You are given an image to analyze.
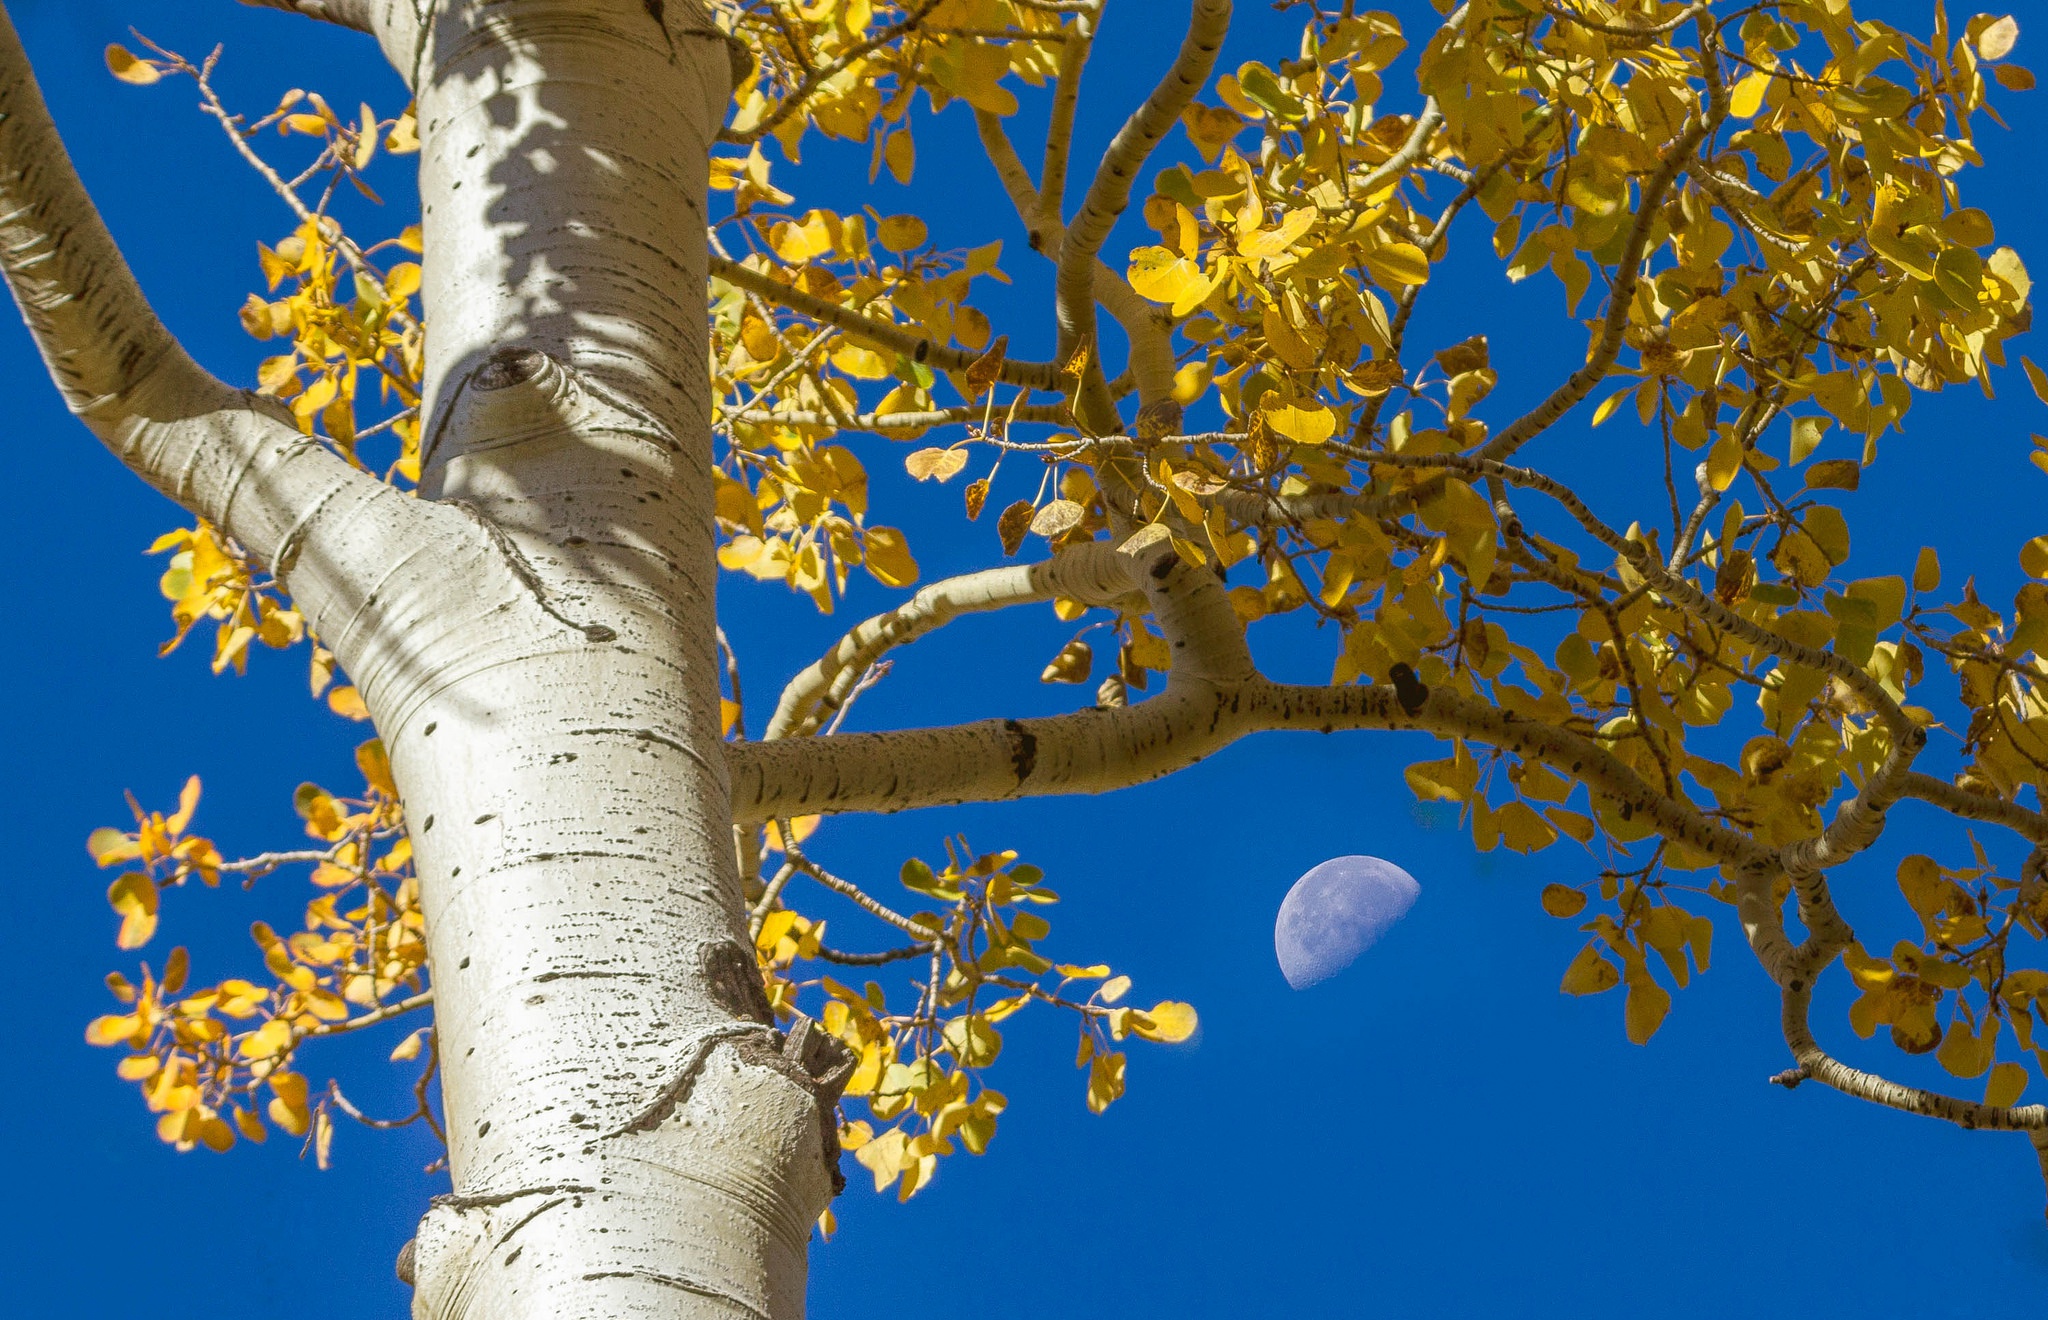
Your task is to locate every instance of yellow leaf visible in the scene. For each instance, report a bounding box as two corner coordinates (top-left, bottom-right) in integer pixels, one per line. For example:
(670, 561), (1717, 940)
(1560, 943), (1621, 996)
(942, 1015), (1003, 1066)
(1986, 1061), (2029, 1108)
(1098, 974), (1132, 1005)
(1975, 15), (2020, 62)
(1040, 638), (1093, 684)
(1264, 403), (1335, 445)
(904, 448), (968, 482)
(1132, 1000), (1198, 1043)
(355, 738), (397, 797)
(385, 262), (422, 301)
(86, 1014), (142, 1047)
(1704, 431), (1743, 491)
(327, 685), (371, 720)
(2024, 356), (2048, 405)
(1729, 69), (1772, 118)
(1540, 884), (1587, 918)
(105, 44), (161, 85)
(876, 215), (927, 252)
(1127, 246), (1216, 316)
(1085, 1051), (1126, 1114)
(1590, 388), (1631, 428)
(1914, 547), (1940, 592)
(863, 526), (919, 588)
(1361, 241), (1430, 287)
(1624, 979), (1672, 1044)
(107, 874), (159, 950)
(1029, 499), (1085, 540)
(1937, 1015), (1997, 1079)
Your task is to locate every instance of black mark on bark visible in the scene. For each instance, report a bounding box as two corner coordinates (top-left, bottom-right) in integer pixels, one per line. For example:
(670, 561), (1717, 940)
(1004, 719), (1038, 783)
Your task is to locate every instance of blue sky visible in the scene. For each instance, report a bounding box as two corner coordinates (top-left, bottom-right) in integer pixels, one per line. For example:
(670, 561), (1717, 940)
(3, 1), (2047, 1315)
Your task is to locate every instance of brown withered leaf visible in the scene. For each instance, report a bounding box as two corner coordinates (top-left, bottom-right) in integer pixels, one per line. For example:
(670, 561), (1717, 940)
(965, 334), (1008, 399)
(964, 477), (990, 521)
(1171, 468), (1228, 497)
(1432, 334), (1489, 377)
(1353, 357), (1405, 395)
(1804, 459), (1861, 491)
(1242, 411), (1277, 471)
(1133, 398), (1185, 442)
(997, 500), (1035, 556)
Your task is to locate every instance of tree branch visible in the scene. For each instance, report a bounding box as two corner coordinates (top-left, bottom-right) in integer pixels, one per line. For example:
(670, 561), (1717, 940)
(0, 5), (407, 583)
(973, 108), (1177, 405)
(1779, 979), (2048, 1131)
(766, 544), (1144, 739)
(720, 0), (945, 146)
(1054, 0), (1230, 428)
(711, 254), (1061, 391)
(1038, 9), (1095, 232)
(1478, 109), (1720, 463)
(238, 0), (377, 33)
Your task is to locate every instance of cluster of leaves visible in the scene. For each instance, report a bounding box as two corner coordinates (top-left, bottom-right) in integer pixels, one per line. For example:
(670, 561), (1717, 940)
(701, 0), (2048, 1104)
(83, 755), (437, 1162)
(750, 834), (1194, 1204)
(709, 192), (1017, 608)
(716, 0), (1069, 160)
(109, 40), (424, 682)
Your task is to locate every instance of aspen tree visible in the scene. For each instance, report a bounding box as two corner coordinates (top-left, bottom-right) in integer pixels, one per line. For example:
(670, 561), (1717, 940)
(7, 2), (2048, 1315)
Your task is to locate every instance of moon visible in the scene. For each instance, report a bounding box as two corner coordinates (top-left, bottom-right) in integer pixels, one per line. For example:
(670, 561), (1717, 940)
(1275, 856), (1420, 989)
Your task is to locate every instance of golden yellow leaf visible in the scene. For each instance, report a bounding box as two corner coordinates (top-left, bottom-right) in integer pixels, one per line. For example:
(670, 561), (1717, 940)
(356, 738), (397, 797)
(1986, 1060), (2029, 1108)
(1729, 69), (1772, 118)
(1624, 979), (1672, 1045)
(107, 874), (159, 950)
(876, 215), (927, 252)
(104, 44), (161, 85)
(863, 527), (919, 588)
(327, 685), (371, 721)
(1560, 943), (1621, 996)
(1361, 241), (1430, 287)
(1539, 884), (1587, 918)
(1264, 403), (1335, 444)
(1132, 1001), (1198, 1044)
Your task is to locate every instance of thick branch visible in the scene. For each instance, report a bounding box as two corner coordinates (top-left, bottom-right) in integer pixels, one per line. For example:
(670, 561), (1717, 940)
(1900, 773), (2048, 844)
(974, 108), (1177, 405)
(0, 4), (404, 581)
(711, 254), (1061, 391)
(1038, 10), (1094, 231)
(1054, 0), (1230, 427)
(1780, 981), (2048, 1131)
(238, 0), (377, 32)
(767, 544), (1144, 739)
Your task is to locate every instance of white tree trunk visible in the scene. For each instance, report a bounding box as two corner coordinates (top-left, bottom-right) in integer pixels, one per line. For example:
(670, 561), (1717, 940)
(383, 5), (839, 1316)
(1, 1), (840, 1314)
